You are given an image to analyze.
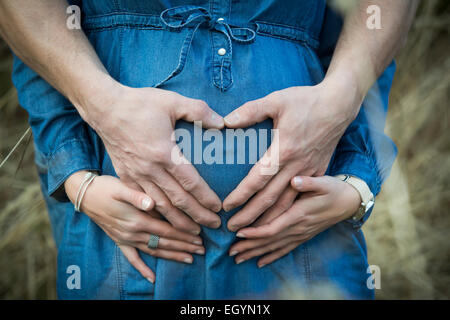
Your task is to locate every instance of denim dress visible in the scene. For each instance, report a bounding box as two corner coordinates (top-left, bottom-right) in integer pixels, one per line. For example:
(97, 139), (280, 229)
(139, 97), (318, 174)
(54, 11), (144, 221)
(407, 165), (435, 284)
(11, 0), (397, 299)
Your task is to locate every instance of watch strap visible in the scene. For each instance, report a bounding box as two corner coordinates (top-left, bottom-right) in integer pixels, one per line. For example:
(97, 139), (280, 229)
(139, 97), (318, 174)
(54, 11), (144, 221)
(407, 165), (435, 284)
(335, 174), (374, 221)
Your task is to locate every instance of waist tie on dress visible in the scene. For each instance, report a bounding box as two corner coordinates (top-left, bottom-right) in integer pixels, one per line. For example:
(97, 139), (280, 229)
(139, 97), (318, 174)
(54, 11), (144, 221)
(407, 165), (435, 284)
(155, 5), (256, 89)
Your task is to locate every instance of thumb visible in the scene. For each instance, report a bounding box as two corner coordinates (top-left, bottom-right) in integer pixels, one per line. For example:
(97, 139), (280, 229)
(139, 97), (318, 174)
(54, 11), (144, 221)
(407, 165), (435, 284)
(290, 176), (328, 194)
(176, 97), (224, 129)
(224, 94), (277, 128)
(116, 183), (155, 212)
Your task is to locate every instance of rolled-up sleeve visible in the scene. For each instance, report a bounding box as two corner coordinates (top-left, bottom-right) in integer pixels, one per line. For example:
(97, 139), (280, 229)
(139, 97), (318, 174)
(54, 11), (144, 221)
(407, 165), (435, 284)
(12, 55), (100, 202)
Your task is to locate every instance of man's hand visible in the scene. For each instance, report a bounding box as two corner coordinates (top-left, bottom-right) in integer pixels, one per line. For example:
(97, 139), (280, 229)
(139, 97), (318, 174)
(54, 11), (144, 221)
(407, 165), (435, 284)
(223, 81), (360, 232)
(85, 84), (224, 234)
(0, 0), (223, 235)
(223, 0), (419, 232)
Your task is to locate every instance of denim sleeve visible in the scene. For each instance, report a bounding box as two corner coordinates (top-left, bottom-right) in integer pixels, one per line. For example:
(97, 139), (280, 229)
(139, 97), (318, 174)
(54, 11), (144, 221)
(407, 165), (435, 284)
(12, 55), (100, 202)
(318, 6), (397, 228)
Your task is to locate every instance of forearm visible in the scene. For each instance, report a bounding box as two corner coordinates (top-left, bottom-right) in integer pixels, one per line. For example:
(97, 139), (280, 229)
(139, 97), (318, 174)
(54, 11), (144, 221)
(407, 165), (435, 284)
(328, 59), (397, 195)
(323, 0), (418, 119)
(0, 0), (116, 123)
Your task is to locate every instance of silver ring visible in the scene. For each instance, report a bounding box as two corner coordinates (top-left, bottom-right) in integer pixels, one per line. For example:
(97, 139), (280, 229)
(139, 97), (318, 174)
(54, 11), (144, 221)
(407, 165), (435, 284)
(147, 234), (160, 249)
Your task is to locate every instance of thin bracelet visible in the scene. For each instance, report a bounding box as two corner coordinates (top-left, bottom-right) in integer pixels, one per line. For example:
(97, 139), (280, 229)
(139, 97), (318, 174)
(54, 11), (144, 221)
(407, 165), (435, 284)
(74, 172), (98, 212)
(75, 173), (97, 212)
(74, 172), (94, 211)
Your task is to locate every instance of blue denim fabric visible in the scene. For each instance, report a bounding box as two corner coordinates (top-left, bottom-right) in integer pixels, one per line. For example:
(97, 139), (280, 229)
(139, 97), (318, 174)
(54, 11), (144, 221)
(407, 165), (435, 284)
(11, 1), (396, 299)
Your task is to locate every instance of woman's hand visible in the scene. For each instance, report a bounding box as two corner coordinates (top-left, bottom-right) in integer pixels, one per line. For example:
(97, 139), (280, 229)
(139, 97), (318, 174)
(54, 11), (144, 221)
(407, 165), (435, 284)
(81, 84), (225, 234)
(228, 175), (361, 268)
(224, 81), (362, 232)
(65, 171), (205, 283)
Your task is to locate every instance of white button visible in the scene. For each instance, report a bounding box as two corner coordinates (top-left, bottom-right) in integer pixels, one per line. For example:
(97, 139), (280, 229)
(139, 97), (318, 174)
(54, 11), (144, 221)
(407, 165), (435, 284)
(217, 17), (225, 23)
(218, 48), (227, 56)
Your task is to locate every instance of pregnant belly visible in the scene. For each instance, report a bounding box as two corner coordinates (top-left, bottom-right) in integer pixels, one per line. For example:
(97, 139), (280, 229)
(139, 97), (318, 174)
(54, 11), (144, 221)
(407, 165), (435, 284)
(175, 119), (274, 201)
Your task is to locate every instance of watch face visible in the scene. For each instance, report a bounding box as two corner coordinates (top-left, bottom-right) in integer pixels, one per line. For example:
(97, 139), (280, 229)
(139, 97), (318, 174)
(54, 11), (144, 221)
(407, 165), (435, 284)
(365, 199), (375, 213)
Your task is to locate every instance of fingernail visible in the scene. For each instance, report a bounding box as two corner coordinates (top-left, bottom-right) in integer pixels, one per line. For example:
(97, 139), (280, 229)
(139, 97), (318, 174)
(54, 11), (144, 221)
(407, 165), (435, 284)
(258, 263), (266, 268)
(229, 250), (238, 257)
(212, 220), (221, 229)
(224, 112), (240, 125)
(293, 176), (302, 188)
(146, 277), (155, 284)
(236, 232), (246, 238)
(195, 249), (205, 255)
(142, 197), (152, 210)
(236, 259), (245, 264)
(193, 240), (202, 245)
(184, 257), (193, 264)
(212, 203), (222, 213)
(211, 113), (224, 127)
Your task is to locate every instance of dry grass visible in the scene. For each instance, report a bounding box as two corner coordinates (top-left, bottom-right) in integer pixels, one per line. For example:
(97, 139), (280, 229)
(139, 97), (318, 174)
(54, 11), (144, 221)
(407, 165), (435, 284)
(0, 41), (56, 299)
(0, 1), (448, 299)
(363, 0), (450, 299)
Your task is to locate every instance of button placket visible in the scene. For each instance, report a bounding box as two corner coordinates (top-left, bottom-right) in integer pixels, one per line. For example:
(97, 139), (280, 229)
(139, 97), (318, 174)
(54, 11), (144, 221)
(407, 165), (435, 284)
(210, 0), (233, 91)
(156, 5), (254, 91)
(211, 31), (232, 91)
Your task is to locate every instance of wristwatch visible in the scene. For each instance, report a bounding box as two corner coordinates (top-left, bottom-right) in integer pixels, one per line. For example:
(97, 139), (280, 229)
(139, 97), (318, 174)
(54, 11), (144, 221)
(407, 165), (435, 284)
(335, 174), (375, 222)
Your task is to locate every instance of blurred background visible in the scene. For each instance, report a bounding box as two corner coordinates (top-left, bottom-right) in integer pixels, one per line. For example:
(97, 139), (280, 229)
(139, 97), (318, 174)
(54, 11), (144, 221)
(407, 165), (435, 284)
(0, 0), (449, 299)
